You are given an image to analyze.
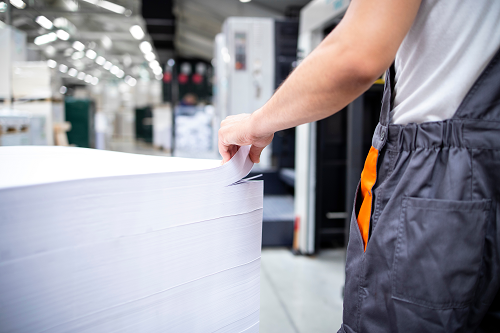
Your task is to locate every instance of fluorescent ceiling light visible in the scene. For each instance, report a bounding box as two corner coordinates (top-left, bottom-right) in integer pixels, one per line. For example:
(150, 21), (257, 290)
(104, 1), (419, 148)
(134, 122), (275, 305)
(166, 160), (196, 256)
(139, 41), (152, 53)
(56, 30), (70, 40)
(124, 75), (137, 87)
(77, 72), (86, 80)
(116, 69), (125, 78)
(85, 74), (93, 83)
(68, 68), (78, 77)
(71, 51), (84, 60)
(80, 0), (97, 3)
(155, 73), (163, 81)
(64, 0), (78, 11)
(72, 41), (85, 51)
(59, 64), (68, 73)
(85, 49), (97, 59)
(239, 0), (251, 2)
(144, 52), (155, 61)
(47, 59), (57, 68)
(91, 77), (99, 85)
(103, 61), (113, 70)
(53, 17), (69, 28)
(129, 25), (144, 40)
(95, 56), (106, 65)
(9, 0), (26, 9)
(149, 60), (160, 69)
(110, 65), (119, 75)
(36, 16), (53, 30)
(34, 32), (57, 45)
(98, 0), (126, 14)
(153, 66), (162, 75)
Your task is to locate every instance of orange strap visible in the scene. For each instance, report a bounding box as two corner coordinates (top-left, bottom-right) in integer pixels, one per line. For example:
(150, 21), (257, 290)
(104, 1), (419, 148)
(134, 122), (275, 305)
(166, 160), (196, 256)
(358, 146), (378, 251)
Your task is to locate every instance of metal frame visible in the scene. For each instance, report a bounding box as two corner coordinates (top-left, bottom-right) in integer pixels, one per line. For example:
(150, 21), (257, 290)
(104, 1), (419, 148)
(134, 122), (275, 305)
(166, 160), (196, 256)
(294, 0), (350, 254)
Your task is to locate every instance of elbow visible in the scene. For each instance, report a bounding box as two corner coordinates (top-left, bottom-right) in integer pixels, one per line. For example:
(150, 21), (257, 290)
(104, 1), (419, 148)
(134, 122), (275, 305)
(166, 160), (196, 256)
(344, 54), (386, 87)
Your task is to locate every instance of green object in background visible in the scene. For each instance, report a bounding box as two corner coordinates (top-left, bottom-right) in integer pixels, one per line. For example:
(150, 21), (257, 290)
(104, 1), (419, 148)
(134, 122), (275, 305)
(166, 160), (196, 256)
(135, 106), (153, 143)
(65, 97), (95, 148)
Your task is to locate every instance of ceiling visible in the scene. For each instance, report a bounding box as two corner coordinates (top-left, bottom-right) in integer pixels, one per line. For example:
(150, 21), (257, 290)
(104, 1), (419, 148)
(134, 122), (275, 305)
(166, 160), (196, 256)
(171, 0), (310, 60)
(5, 0), (310, 74)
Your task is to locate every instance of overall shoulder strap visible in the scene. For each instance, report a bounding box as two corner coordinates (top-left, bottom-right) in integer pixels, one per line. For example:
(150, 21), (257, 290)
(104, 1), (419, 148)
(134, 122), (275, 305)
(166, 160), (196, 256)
(453, 46), (500, 120)
(379, 63), (395, 126)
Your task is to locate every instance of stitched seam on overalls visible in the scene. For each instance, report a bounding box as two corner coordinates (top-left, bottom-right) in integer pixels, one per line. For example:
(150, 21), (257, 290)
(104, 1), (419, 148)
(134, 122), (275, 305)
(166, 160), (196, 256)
(391, 196), (408, 306)
(372, 151), (397, 231)
(356, 255), (366, 332)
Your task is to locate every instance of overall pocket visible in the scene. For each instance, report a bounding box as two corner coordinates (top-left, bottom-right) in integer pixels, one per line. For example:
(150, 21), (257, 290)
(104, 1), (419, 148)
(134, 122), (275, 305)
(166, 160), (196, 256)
(392, 196), (491, 309)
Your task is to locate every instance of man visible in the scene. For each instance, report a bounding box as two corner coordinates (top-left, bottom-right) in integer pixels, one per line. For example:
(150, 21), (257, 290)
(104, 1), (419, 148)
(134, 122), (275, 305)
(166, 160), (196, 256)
(218, 0), (500, 332)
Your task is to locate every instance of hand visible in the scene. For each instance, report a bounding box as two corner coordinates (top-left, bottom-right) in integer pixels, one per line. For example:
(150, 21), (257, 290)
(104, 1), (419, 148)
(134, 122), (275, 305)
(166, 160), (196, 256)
(218, 113), (274, 164)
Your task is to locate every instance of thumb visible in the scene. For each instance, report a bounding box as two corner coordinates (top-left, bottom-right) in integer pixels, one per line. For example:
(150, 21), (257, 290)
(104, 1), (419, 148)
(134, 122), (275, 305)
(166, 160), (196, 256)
(249, 145), (266, 164)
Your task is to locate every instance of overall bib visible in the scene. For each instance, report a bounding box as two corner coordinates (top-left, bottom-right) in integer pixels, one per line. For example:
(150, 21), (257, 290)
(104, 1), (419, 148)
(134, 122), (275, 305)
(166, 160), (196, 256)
(340, 46), (500, 333)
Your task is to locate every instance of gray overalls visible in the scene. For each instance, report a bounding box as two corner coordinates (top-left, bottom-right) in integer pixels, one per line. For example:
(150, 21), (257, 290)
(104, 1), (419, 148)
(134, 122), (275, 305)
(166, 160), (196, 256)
(340, 46), (500, 333)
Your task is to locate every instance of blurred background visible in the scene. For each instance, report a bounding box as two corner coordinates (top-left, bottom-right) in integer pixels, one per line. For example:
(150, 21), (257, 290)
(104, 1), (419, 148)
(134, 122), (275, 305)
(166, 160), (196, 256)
(0, 0), (385, 331)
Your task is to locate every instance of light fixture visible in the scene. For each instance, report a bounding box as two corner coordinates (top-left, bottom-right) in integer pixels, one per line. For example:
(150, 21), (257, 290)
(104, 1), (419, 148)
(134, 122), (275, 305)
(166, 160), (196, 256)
(129, 25), (145, 40)
(59, 64), (68, 73)
(116, 69), (125, 78)
(110, 65), (119, 75)
(239, 0), (251, 2)
(149, 60), (160, 69)
(71, 51), (84, 60)
(44, 45), (56, 57)
(53, 17), (69, 28)
(0, 2), (7, 12)
(84, 74), (93, 83)
(85, 49), (97, 59)
(167, 59), (175, 67)
(124, 75), (137, 87)
(72, 41), (85, 51)
(98, 0), (126, 14)
(91, 77), (99, 85)
(56, 29), (70, 40)
(101, 35), (112, 50)
(103, 61), (113, 70)
(139, 41), (152, 53)
(153, 66), (162, 75)
(95, 56), (106, 65)
(35, 16), (53, 30)
(77, 72), (86, 80)
(34, 32), (58, 45)
(64, 0), (78, 11)
(9, 0), (26, 9)
(80, 0), (97, 3)
(155, 73), (163, 81)
(59, 86), (67, 94)
(68, 68), (78, 77)
(47, 59), (57, 68)
(144, 52), (155, 61)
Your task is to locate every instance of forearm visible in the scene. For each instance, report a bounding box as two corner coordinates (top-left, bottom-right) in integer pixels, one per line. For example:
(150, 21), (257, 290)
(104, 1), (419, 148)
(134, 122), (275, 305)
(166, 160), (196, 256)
(250, 34), (382, 137)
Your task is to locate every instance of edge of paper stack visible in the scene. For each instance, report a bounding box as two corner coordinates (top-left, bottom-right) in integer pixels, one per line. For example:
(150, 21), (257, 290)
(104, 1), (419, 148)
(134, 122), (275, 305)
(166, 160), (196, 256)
(0, 145), (262, 333)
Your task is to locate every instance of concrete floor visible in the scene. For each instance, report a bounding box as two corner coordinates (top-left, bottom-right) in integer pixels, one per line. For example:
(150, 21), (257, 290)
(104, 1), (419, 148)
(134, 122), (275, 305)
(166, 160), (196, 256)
(260, 249), (345, 333)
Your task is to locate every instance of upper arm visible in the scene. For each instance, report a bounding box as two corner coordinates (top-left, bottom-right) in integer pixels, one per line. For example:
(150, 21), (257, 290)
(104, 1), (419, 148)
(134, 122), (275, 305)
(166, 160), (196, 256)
(322, 0), (422, 80)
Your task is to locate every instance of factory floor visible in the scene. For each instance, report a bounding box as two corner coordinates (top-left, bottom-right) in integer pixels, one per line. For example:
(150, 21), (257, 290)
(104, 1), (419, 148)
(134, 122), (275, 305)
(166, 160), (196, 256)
(260, 248), (345, 333)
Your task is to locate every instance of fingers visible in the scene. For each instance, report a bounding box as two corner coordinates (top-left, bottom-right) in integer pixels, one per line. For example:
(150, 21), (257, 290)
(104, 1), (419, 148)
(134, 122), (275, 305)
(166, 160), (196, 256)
(249, 145), (265, 164)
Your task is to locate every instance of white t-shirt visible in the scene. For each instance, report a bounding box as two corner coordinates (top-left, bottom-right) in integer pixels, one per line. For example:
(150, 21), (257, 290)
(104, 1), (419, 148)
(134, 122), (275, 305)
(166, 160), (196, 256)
(390, 0), (500, 125)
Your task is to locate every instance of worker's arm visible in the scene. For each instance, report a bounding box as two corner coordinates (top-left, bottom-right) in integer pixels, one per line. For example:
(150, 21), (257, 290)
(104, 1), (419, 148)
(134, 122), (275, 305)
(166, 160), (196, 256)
(219, 0), (422, 163)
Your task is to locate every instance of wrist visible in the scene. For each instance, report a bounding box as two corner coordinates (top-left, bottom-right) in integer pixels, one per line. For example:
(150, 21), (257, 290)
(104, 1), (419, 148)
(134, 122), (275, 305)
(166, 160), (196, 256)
(249, 107), (272, 139)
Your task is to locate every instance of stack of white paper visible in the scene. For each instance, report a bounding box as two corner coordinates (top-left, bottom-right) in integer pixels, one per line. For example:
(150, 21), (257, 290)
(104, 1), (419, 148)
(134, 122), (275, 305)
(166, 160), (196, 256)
(0, 145), (262, 333)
